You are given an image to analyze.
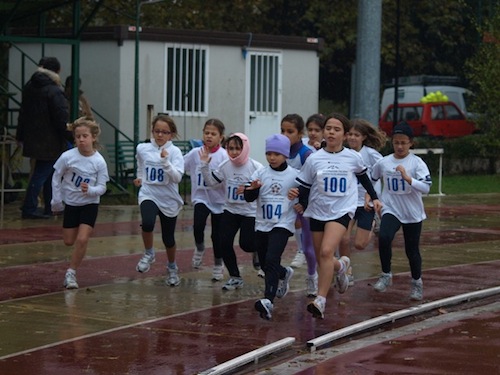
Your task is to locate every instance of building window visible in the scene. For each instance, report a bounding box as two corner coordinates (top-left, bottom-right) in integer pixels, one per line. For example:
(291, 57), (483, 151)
(165, 44), (208, 116)
(249, 53), (280, 114)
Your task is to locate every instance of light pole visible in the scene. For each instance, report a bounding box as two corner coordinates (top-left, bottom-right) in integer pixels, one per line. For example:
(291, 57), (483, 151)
(134, 0), (164, 150)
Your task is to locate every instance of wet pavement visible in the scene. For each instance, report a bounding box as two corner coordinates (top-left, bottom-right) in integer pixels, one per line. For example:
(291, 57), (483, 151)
(0, 193), (499, 374)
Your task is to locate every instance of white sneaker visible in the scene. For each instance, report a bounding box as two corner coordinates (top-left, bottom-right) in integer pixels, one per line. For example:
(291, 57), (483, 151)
(347, 266), (354, 286)
(306, 272), (318, 297)
(335, 256), (351, 294)
(255, 298), (273, 320)
(276, 267), (294, 298)
(290, 251), (305, 268)
(166, 266), (181, 286)
(136, 252), (155, 273)
(307, 297), (325, 319)
(373, 272), (393, 292)
(222, 277), (244, 291)
(257, 269), (265, 278)
(192, 249), (205, 269)
(410, 278), (423, 301)
(212, 264), (224, 281)
(63, 272), (78, 289)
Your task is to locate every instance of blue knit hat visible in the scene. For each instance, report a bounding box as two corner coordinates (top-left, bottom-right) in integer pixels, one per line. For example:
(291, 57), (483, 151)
(265, 134), (290, 157)
(393, 121), (414, 138)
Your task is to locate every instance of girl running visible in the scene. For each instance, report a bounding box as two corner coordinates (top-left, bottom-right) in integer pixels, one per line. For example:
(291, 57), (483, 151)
(184, 119), (228, 281)
(134, 114), (184, 287)
(51, 117), (109, 289)
(200, 133), (263, 290)
(281, 113), (317, 297)
(370, 121), (432, 301)
(289, 113), (381, 319)
(339, 118), (386, 285)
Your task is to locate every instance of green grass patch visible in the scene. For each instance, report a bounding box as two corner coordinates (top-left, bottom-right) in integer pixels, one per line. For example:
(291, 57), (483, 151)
(431, 174), (500, 195)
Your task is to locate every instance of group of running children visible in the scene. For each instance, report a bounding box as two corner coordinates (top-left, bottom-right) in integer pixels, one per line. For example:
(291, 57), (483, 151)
(53, 111), (432, 321)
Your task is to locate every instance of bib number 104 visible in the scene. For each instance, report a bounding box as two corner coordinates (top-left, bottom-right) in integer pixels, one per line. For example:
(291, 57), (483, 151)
(260, 204), (282, 220)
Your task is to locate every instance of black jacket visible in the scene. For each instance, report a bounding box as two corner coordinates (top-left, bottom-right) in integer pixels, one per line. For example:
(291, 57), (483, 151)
(16, 68), (70, 161)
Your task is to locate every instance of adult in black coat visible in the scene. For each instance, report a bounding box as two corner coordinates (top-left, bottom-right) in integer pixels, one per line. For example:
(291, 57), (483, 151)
(16, 57), (70, 219)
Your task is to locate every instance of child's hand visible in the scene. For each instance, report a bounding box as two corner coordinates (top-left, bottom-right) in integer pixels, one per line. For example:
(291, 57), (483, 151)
(246, 179), (262, 190)
(395, 165), (411, 183)
(133, 178), (142, 187)
(161, 148), (168, 158)
(51, 201), (64, 213)
(236, 184), (246, 195)
(199, 146), (211, 163)
(313, 141), (322, 150)
(293, 203), (304, 214)
(81, 182), (89, 194)
(372, 199), (383, 215)
(288, 187), (299, 200)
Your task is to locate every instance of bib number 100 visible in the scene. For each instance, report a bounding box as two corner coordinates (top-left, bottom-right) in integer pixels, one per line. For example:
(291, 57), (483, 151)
(322, 177), (347, 193)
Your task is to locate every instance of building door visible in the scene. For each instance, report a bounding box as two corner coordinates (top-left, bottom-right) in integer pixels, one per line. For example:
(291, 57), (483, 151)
(245, 51), (282, 164)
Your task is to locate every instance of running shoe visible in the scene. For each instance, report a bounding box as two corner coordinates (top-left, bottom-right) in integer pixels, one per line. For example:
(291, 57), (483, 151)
(192, 249), (205, 269)
(409, 278), (423, 301)
(212, 264), (224, 281)
(335, 256), (351, 294)
(307, 297), (325, 319)
(222, 277), (244, 291)
(276, 267), (294, 298)
(255, 298), (273, 320)
(136, 252), (155, 273)
(290, 251), (305, 268)
(373, 272), (393, 292)
(166, 266), (181, 286)
(306, 272), (318, 297)
(64, 271), (79, 289)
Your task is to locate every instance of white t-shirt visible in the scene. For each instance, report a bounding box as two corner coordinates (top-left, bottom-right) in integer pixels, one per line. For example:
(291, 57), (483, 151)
(296, 147), (367, 221)
(371, 153), (432, 223)
(136, 140), (184, 217)
(250, 165), (299, 233)
(355, 146), (383, 207)
(52, 148), (109, 207)
(184, 146), (228, 214)
(201, 158), (264, 217)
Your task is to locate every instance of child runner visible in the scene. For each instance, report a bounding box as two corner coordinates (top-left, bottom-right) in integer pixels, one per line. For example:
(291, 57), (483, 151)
(281, 113), (318, 297)
(51, 117), (109, 289)
(134, 114), (184, 287)
(289, 112), (382, 319)
(184, 119), (228, 281)
(244, 134), (297, 320)
(339, 118), (386, 285)
(303, 113), (325, 152)
(200, 133), (263, 290)
(369, 121), (432, 301)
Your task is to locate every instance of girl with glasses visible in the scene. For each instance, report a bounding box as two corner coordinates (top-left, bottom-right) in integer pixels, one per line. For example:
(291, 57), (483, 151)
(134, 114), (185, 287)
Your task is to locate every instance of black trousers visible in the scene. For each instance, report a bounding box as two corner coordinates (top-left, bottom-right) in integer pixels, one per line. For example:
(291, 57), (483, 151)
(378, 213), (422, 280)
(193, 203), (223, 259)
(140, 200), (177, 248)
(219, 210), (256, 277)
(255, 227), (292, 302)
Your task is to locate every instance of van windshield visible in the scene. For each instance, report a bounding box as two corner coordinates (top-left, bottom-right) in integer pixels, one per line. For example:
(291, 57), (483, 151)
(386, 106), (422, 122)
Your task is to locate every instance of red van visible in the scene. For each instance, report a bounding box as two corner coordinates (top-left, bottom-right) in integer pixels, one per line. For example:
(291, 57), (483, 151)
(379, 101), (476, 137)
